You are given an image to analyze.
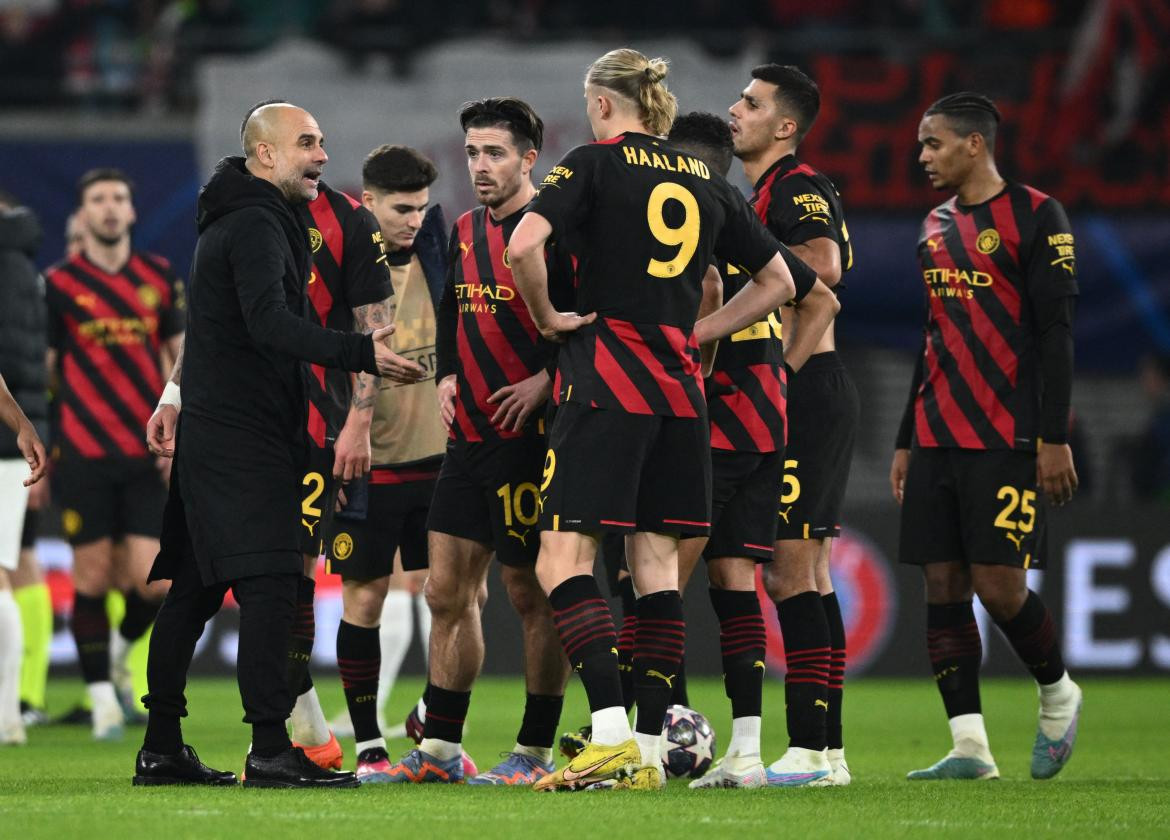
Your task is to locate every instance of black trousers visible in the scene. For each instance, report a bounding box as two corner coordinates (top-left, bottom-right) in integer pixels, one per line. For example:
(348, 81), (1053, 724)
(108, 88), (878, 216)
(142, 536), (299, 742)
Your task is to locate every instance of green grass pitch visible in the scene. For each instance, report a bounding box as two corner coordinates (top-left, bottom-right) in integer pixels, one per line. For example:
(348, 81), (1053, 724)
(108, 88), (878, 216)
(2, 676), (1168, 839)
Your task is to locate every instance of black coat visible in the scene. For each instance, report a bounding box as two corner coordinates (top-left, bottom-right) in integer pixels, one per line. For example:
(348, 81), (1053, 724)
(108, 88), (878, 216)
(0, 207), (46, 458)
(154, 157), (378, 585)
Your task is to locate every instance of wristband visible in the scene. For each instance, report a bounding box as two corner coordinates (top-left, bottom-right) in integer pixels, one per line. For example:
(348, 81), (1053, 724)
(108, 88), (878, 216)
(158, 381), (181, 411)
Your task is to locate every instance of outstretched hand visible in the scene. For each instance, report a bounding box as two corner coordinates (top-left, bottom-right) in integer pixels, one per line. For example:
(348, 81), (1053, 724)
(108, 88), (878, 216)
(536, 311), (597, 343)
(372, 325), (425, 383)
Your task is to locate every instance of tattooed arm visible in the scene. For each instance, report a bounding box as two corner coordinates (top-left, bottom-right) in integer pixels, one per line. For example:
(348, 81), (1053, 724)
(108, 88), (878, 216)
(333, 295), (397, 482)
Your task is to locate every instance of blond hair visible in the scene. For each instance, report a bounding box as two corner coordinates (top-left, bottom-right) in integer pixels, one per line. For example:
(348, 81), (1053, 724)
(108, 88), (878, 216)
(585, 48), (678, 136)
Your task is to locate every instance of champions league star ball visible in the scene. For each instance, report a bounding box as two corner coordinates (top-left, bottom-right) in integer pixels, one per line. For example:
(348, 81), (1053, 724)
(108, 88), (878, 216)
(660, 705), (716, 778)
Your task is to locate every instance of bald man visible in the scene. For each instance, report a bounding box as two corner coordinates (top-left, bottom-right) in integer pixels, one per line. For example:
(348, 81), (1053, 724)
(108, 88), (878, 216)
(134, 104), (409, 789)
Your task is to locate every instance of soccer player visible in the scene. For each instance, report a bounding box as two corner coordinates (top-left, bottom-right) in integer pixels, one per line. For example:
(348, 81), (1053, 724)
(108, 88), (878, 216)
(511, 49), (810, 792)
(44, 169), (185, 741)
(286, 123), (415, 774)
(324, 144), (448, 783)
(892, 92), (1082, 781)
(664, 112), (840, 789)
(381, 97), (572, 786)
(727, 64), (858, 786)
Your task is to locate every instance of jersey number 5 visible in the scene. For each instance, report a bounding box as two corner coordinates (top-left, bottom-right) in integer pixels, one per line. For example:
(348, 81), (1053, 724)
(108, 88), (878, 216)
(647, 182), (699, 278)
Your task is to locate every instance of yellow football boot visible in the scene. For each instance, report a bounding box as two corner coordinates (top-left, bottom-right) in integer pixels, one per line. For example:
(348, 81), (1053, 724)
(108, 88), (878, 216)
(532, 738), (640, 791)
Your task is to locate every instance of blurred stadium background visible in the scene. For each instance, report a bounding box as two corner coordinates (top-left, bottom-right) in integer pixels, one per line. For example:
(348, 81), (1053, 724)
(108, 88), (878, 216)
(2, 0), (1168, 688)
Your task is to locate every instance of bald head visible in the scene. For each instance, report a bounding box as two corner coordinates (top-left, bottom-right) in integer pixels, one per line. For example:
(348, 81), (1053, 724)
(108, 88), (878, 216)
(241, 103), (328, 203)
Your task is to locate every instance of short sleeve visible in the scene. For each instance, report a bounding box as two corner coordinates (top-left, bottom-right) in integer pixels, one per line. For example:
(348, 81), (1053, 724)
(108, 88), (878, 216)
(766, 173), (840, 248)
(343, 204), (395, 308)
(1025, 198), (1079, 301)
(528, 145), (597, 237)
(778, 242), (817, 303)
(714, 184), (781, 276)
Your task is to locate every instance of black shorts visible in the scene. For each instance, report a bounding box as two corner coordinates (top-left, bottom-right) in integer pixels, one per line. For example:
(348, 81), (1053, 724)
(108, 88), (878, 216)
(298, 445), (337, 556)
(55, 456), (166, 545)
(704, 449), (784, 562)
(775, 352), (859, 541)
(899, 446), (1047, 569)
(427, 435), (546, 567)
(324, 459), (440, 581)
(540, 402), (711, 537)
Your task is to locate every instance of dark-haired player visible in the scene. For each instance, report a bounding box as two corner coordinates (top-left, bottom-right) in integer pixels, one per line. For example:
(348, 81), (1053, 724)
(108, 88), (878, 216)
(45, 168), (184, 741)
(381, 97), (572, 785)
(728, 64), (858, 786)
(665, 112), (839, 789)
(324, 144), (449, 783)
(892, 92), (1081, 781)
(289, 114), (428, 772)
(512, 49), (813, 792)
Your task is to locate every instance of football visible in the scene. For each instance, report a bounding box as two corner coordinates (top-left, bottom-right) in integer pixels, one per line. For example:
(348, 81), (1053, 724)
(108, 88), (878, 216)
(660, 705), (717, 778)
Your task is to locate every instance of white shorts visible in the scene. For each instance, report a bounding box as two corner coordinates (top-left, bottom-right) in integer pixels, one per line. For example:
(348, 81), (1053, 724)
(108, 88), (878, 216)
(0, 460), (31, 572)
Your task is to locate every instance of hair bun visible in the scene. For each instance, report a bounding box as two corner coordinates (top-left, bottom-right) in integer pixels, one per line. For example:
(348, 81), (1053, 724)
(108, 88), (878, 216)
(643, 58), (668, 84)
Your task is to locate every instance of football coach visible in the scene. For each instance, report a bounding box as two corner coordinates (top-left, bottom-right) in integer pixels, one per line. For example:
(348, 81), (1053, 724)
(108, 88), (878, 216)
(133, 103), (422, 789)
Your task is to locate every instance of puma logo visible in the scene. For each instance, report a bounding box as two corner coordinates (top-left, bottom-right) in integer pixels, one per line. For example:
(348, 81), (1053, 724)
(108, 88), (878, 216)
(459, 241), (471, 256)
(301, 518), (318, 535)
(753, 660), (766, 672)
(778, 505), (793, 524)
(507, 528), (530, 546)
(927, 236), (942, 253)
(814, 699), (829, 711)
(1061, 262), (1074, 274)
(1005, 532), (1024, 551)
(647, 669), (676, 688)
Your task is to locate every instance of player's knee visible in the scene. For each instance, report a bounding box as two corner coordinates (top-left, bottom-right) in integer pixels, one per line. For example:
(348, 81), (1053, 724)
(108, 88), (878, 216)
(922, 562), (973, 603)
(502, 567), (548, 619)
(973, 581), (1026, 622)
(707, 557), (756, 591)
(423, 571), (478, 619)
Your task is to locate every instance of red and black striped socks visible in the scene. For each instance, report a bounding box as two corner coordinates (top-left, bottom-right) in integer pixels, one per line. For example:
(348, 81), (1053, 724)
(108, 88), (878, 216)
(421, 682), (471, 746)
(71, 593), (110, 683)
(995, 590), (1065, 685)
(615, 576), (638, 712)
(632, 590), (685, 737)
(336, 620), (381, 745)
(709, 588), (766, 719)
(927, 601), (983, 717)
(285, 576), (316, 696)
(775, 591), (830, 751)
(822, 592), (847, 750)
(549, 575), (624, 713)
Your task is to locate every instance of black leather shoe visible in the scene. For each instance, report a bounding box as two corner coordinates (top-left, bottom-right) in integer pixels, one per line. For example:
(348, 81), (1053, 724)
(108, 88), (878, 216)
(242, 746), (360, 789)
(133, 744), (238, 786)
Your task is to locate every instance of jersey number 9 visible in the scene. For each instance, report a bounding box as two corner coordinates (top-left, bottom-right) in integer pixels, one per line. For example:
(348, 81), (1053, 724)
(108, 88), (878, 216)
(646, 182), (700, 279)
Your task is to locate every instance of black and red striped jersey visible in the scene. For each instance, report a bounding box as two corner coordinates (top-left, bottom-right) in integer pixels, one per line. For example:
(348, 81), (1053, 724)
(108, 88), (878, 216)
(751, 153), (853, 276)
(437, 205), (569, 443)
(45, 251), (184, 459)
(297, 182), (393, 447)
(911, 182), (1079, 450)
(702, 155), (833, 453)
(530, 132), (779, 417)
(706, 267), (787, 452)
